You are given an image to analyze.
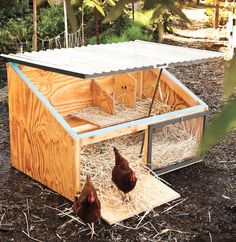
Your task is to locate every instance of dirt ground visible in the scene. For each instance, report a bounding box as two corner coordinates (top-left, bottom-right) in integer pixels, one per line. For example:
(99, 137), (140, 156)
(1, 15), (236, 242)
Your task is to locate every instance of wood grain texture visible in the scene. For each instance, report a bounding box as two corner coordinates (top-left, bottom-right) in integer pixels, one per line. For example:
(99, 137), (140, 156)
(101, 175), (180, 225)
(7, 64), (78, 201)
(74, 139), (81, 195)
(73, 123), (99, 133)
(79, 106), (204, 146)
(95, 76), (114, 96)
(92, 79), (115, 115)
(19, 65), (92, 116)
(64, 116), (87, 127)
(114, 74), (137, 107)
(128, 71), (143, 98)
(74, 113), (123, 128)
(143, 69), (198, 110)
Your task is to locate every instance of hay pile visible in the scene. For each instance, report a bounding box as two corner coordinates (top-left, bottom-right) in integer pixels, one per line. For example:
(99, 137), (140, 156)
(80, 133), (153, 215)
(72, 97), (173, 127)
(80, 123), (199, 216)
(152, 122), (199, 169)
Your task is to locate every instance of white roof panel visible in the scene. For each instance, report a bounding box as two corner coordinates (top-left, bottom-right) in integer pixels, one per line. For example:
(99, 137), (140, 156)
(0, 40), (223, 78)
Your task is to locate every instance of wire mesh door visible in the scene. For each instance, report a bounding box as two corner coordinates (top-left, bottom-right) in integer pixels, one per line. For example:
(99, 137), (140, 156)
(147, 111), (208, 174)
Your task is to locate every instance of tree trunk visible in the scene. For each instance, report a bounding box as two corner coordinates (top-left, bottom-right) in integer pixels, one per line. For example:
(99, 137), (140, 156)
(132, 2), (134, 20)
(33, 0), (37, 51)
(214, 0), (219, 28)
(81, 4), (85, 46)
(65, 0), (79, 33)
(94, 7), (99, 45)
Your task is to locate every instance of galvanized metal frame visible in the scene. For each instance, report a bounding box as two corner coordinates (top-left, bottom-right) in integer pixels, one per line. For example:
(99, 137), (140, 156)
(1, 56), (163, 79)
(0, 40), (223, 79)
(147, 110), (208, 175)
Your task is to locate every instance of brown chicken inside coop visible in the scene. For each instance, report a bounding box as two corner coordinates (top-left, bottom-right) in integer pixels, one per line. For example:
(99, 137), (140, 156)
(112, 147), (137, 200)
(73, 176), (101, 238)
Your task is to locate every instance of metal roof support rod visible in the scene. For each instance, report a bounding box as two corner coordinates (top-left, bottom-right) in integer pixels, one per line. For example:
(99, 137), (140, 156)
(140, 68), (163, 155)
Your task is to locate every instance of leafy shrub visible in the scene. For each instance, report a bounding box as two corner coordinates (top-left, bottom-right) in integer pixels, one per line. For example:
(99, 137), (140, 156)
(152, 11), (174, 41)
(75, 4), (131, 40)
(38, 7), (64, 39)
(0, 0), (30, 25)
(0, 6), (65, 53)
(88, 21), (153, 45)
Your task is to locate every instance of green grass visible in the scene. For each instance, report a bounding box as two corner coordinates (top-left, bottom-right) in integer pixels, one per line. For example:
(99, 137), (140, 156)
(87, 13), (153, 45)
(133, 10), (153, 26)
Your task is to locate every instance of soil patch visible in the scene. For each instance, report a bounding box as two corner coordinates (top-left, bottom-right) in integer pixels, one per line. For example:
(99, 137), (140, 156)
(0, 27), (235, 242)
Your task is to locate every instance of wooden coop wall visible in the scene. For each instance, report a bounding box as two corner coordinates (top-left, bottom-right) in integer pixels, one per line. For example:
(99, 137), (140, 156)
(19, 65), (200, 119)
(142, 69), (199, 109)
(7, 64), (80, 201)
(8, 63), (207, 202)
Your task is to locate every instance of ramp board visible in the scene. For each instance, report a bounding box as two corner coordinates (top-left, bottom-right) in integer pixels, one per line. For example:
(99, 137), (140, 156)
(100, 174), (180, 225)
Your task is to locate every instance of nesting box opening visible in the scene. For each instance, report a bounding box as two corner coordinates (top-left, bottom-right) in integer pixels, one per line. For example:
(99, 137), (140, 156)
(80, 132), (180, 225)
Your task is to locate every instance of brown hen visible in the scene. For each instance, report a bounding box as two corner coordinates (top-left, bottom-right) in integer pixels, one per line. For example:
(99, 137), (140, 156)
(73, 176), (101, 238)
(112, 147), (137, 200)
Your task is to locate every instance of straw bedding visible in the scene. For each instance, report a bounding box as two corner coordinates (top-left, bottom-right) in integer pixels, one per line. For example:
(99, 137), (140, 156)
(80, 133), (151, 215)
(80, 122), (199, 215)
(72, 97), (173, 126)
(78, 94), (199, 214)
(152, 122), (199, 169)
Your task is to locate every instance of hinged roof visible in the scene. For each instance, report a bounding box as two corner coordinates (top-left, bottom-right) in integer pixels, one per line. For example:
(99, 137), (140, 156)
(1, 40), (223, 79)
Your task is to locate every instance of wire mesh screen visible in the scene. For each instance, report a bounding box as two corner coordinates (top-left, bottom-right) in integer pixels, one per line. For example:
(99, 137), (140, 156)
(148, 115), (206, 171)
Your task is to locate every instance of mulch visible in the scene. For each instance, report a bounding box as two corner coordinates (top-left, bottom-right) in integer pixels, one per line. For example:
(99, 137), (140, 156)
(0, 38), (235, 242)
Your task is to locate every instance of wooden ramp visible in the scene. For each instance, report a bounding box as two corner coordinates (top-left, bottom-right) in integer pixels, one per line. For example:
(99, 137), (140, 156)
(100, 174), (180, 225)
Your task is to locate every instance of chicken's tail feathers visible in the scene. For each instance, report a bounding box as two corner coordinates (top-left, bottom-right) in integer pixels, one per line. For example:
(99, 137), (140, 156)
(113, 147), (120, 165)
(86, 175), (91, 183)
(113, 147), (118, 153)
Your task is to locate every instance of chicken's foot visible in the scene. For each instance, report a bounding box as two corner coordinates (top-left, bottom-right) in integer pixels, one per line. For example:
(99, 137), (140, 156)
(87, 223), (98, 239)
(122, 193), (133, 204)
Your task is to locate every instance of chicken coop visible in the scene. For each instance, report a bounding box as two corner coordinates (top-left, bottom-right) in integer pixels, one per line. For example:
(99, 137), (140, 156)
(1, 40), (222, 224)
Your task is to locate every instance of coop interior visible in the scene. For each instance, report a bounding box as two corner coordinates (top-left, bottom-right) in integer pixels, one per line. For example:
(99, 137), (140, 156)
(18, 64), (206, 223)
(19, 65), (200, 131)
(19, 64), (204, 168)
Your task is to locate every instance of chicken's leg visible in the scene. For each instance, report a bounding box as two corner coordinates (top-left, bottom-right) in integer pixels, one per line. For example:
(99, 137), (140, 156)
(87, 223), (98, 239)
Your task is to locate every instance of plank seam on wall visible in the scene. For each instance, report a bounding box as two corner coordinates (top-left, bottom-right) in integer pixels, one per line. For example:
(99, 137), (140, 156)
(11, 62), (78, 139)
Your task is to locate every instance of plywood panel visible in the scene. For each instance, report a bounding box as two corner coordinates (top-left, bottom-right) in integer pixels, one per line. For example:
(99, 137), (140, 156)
(96, 76), (114, 96)
(64, 116), (87, 127)
(79, 106), (205, 146)
(74, 113), (122, 128)
(73, 123), (99, 133)
(143, 69), (198, 110)
(7, 64), (78, 201)
(92, 80), (115, 115)
(128, 71), (143, 98)
(101, 174), (180, 225)
(19, 65), (92, 116)
(114, 74), (137, 107)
